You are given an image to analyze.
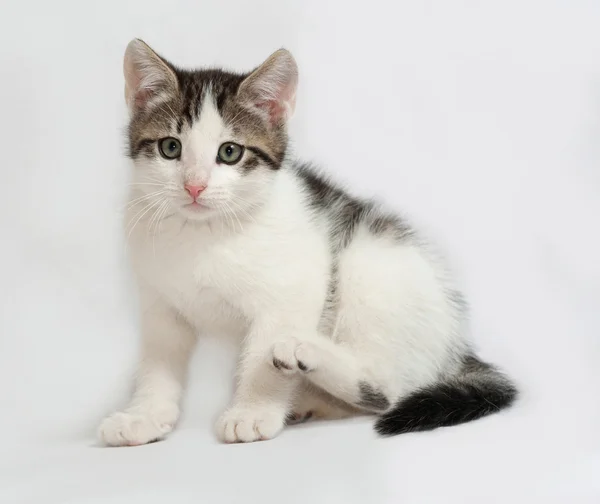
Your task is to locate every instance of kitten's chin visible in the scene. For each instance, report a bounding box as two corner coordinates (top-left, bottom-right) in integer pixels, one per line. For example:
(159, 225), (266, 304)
(178, 202), (216, 221)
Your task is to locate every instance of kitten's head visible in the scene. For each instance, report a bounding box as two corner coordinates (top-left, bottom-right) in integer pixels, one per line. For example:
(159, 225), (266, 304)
(124, 39), (297, 222)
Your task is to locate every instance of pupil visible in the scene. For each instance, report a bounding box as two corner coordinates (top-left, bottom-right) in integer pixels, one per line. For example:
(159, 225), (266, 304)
(226, 146), (233, 156)
(169, 142), (176, 151)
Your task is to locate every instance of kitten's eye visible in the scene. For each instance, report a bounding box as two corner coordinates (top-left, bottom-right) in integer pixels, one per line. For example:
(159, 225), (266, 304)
(217, 142), (244, 165)
(158, 137), (182, 160)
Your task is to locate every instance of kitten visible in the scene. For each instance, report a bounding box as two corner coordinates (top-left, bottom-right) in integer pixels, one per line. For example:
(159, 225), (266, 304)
(98, 39), (517, 446)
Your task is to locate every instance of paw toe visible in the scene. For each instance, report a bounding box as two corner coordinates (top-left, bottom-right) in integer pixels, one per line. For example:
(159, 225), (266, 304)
(216, 408), (285, 443)
(98, 406), (178, 447)
(294, 342), (317, 372)
(271, 339), (317, 373)
(271, 340), (298, 374)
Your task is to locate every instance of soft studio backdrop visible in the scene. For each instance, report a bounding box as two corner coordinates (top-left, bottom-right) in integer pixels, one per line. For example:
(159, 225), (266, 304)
(1, 1), (599, 502)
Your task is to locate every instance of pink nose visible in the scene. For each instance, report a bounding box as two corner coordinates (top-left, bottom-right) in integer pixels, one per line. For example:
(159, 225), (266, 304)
(184, 184), (206, 200)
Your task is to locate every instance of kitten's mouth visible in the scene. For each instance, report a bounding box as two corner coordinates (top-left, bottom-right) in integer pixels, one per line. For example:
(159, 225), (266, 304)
(180, 201), (213, 218)
(184, 201), (207, 210)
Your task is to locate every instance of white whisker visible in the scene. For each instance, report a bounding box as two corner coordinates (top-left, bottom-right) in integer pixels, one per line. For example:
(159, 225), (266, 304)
(126, 190), (167, 210)
(127, 182), (164, 187)
(221, 199), (244, 233)
(148, 199), (169, 257)
(126, 199), (162, 240)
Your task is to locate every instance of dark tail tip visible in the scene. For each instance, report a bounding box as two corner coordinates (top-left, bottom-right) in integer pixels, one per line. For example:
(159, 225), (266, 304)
(375, 357), (517, 436)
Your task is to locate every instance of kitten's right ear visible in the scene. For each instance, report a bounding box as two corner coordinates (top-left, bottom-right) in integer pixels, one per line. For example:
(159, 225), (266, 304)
(123, 39), (178, 114)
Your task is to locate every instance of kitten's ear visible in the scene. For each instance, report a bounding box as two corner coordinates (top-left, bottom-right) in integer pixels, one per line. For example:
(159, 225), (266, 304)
(237, 49), (298, 125)
(123, 39), (178, 114)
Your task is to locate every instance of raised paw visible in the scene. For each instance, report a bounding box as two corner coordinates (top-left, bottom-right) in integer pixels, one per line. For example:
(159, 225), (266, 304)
(216, 406), (285, 443)
(271, 339), (318, 374)
(98, 404), (179, 447)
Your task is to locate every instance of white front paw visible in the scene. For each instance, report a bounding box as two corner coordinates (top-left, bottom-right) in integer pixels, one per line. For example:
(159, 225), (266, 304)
(98, 404), (179, 447)
(216, 406), (285, 443)
(271, 339), (318, 374)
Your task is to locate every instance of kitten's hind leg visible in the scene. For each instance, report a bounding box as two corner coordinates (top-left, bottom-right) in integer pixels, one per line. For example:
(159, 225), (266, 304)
(287, 382), (359, 424)
(271, 338), (391, 413)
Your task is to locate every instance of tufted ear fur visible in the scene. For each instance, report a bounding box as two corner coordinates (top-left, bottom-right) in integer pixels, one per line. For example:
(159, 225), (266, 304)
(123, 39), (178, 114)
(237, 49), (298, 126)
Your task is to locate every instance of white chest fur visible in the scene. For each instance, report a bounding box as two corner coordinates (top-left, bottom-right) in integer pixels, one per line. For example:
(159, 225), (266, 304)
(125, 172), (331, 336)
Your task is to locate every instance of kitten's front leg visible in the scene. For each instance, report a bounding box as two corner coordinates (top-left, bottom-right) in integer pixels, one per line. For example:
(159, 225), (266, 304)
(216, 320), (302, 443)
(98, 290), (196, 446)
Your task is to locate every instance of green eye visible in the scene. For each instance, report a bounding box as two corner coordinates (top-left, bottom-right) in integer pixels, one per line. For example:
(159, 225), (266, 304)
(217, 142), (244, 165)
(158, 137), (182, 159)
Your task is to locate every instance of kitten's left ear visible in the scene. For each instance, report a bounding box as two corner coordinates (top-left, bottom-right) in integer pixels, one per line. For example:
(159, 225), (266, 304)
(123, 39), (178, 114)
(237, 49), (298, 125)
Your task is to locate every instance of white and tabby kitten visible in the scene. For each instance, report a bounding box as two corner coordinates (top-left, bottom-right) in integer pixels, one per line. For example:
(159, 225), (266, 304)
(98, 39), (517, 446)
